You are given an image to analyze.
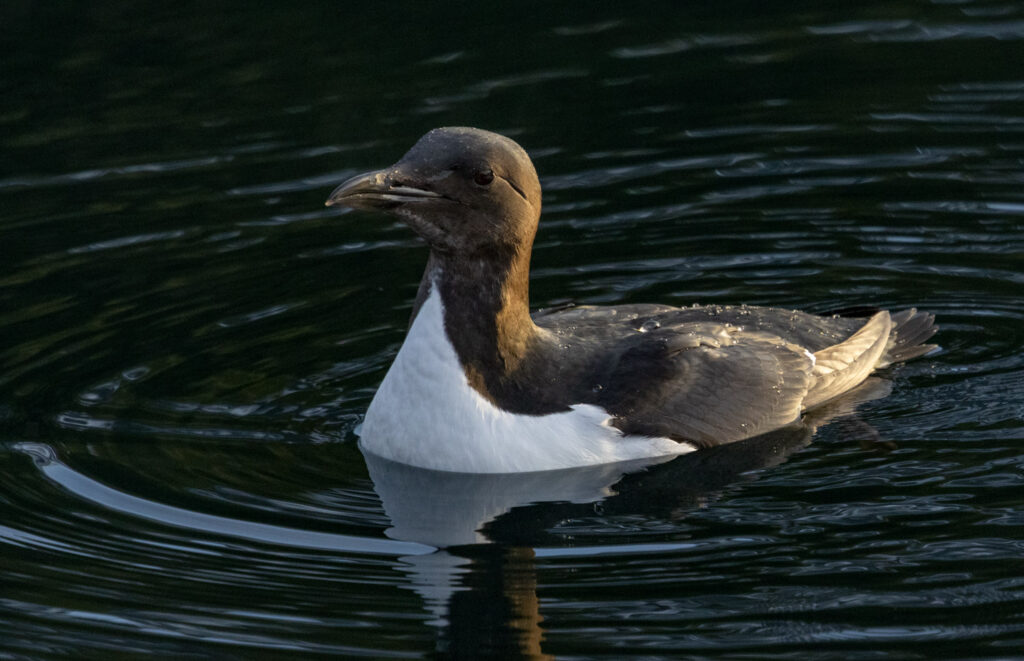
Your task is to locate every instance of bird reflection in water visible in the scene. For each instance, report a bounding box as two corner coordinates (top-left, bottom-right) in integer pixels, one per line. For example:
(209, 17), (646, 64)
(366, 378), (893, 659)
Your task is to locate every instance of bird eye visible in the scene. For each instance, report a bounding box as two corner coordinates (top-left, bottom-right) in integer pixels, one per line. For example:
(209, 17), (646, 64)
(474, 170), (494, 186)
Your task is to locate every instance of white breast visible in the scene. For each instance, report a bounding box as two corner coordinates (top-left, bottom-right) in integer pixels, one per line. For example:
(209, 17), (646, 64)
(359, 288), (690, 473)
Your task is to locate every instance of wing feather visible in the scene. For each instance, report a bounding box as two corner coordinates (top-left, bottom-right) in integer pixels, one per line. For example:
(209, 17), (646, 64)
(803, 311), (891, 409)
(606, 327), (814, 447)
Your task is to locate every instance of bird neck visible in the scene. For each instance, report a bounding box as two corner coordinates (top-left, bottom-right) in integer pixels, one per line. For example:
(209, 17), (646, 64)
(412, 245), (539, 382)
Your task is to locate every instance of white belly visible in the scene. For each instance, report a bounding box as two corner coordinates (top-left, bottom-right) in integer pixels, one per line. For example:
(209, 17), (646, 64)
(359, 288), (690, 473)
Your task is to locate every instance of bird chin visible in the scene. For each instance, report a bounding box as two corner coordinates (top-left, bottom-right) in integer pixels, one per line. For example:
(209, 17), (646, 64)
(393, 211), (450, 246)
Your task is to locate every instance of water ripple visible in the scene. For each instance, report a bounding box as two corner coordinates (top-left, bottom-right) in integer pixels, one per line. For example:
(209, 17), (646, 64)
(3, 2), (1024, 657)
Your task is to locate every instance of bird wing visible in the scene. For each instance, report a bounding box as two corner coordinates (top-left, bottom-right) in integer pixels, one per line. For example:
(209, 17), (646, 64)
(535, 305), (927, 448)
(596, 324), (816, 448)
(803, 311), (891, 408)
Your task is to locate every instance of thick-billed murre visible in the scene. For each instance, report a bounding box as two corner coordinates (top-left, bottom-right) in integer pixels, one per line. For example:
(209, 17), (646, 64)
(326, 127), (937, 473)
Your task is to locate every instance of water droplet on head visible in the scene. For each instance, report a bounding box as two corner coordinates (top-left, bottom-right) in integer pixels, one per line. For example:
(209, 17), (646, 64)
(638, 319), (661, 333)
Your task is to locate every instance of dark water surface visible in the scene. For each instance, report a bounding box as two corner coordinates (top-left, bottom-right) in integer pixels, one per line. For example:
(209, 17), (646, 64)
(3, 2), (1024, 659)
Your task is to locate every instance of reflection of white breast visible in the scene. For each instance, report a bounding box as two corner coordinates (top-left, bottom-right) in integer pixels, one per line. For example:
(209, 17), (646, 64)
(360, 288), (689, 473)
(364, 450), (669, 546)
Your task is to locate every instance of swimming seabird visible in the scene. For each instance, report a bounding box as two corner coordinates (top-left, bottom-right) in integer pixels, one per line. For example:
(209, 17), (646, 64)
(326, 127), (937, 473)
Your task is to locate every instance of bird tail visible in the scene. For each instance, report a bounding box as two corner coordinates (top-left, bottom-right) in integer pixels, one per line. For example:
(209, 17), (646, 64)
(878, 308), (939, 368)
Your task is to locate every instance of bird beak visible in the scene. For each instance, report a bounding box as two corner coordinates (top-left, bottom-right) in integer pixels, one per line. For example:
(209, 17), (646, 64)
(325, 168), (443, 210)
